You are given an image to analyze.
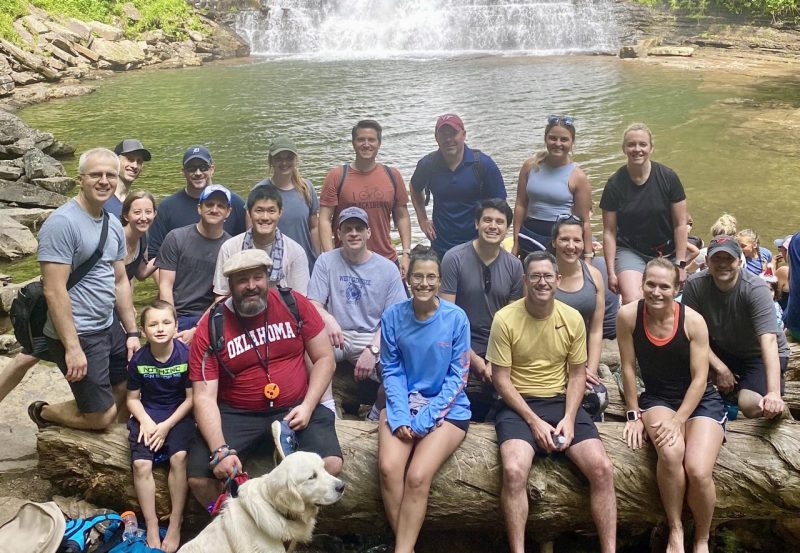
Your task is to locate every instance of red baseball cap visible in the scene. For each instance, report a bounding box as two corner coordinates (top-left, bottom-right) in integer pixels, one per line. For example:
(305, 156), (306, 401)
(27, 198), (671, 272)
(435, 113), (465, 133)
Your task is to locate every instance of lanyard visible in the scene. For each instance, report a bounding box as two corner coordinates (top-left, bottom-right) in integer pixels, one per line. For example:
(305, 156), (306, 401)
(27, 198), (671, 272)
(234, 307), (281, 406)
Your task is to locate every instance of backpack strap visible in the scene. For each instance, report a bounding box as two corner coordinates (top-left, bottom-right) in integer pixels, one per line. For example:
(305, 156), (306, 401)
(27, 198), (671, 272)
(62, 512), (122, 553)
(66, 211), (109, 290)
(277, 286), (302, 332)
(381, 164), (398, 199)
(335, 164), (349, 198)
(419, 152), (437, 206)
(470, 149), (485, 200)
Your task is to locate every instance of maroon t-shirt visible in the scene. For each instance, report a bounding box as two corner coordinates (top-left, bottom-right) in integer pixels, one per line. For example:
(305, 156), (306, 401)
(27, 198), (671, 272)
(189, 289), (325, 411)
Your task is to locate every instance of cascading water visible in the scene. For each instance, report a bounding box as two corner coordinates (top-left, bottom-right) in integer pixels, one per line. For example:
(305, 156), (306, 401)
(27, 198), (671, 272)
(235, 0), (622, 58)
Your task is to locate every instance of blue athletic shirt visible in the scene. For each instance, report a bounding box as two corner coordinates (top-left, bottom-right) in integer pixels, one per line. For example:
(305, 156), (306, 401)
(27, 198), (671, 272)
(127, 339), (191, 412)
(381, 298), (471, 436)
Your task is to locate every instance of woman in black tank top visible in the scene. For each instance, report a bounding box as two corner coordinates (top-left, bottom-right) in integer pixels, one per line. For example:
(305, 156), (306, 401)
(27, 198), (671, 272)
(617, 258), (725, 553)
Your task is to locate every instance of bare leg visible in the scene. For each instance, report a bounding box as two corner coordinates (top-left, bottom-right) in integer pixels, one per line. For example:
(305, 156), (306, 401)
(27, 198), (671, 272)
(41, 400), (116, 430)
(323, 455), (342, 476)
(499, 439), (535, 553)
(377, 409), (414, 533)
(393, 422), (466, 553)
(188, 476), (222, 509)
(642, 407), (686, 553)
(162, 451), (189, 553)
(738, 389), (765, 418)
(566, 438), (617, 553)
(0, 353), (38, 403)
(683, 418), (724, 553)
(617, 270), (644, 305)
(132, 459), (162, 550)
(113, 380), (130, 422)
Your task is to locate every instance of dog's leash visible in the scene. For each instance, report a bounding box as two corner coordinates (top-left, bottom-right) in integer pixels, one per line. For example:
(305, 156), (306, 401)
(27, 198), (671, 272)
(208, 466), (250, 518)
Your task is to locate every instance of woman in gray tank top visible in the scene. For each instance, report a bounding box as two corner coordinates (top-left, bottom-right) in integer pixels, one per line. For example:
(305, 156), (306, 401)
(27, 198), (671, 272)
(551, 215), (605, 384)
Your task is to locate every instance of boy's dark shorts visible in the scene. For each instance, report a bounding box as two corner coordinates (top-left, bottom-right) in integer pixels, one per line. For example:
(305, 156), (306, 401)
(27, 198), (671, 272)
(494, 395), (600, 455)
(187, 403), (342, 478)
(128, 407), (196, 464)
(46, 322), (127, 413)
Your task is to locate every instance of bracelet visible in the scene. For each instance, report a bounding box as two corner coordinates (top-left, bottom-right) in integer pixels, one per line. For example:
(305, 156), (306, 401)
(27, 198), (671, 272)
(583, 253), (594, 259)
(126, 330), (141, 338)
(208, 445), (238, 468)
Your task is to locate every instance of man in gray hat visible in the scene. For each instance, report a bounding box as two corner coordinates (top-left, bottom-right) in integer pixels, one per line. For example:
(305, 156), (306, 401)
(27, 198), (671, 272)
(682, 235), (788, 419)
(105, 138), (152, 218)
(187, 248), (341, 508)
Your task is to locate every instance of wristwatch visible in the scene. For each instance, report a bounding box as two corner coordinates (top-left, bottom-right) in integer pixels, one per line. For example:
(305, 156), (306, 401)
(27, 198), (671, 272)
(676, 260), (687, 269)
(367, 344), (380, 356)
(126, 330), (141, 338)
(626, 410), (640, 422)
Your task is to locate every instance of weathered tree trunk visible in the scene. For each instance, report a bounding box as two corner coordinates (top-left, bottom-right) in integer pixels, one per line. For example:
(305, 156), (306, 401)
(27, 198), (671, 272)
(36, 419), (800, 538)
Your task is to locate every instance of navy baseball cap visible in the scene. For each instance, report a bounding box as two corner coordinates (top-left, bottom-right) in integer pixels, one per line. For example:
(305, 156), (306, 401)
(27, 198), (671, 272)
(198, 184), (231, 204)
(337, 206), (369, 228)
(183, 145), (213, 166)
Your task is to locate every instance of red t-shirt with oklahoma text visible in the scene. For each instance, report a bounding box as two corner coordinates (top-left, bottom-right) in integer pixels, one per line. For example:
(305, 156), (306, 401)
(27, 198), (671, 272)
(189, 289), (325, 411)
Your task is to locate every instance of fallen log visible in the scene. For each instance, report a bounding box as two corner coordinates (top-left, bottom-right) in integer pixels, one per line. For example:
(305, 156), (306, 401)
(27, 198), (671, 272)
(36, 418), (800, 539)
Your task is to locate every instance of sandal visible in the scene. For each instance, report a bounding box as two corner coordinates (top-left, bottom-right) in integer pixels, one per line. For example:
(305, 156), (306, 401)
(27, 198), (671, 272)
(27, 401), (50, 429)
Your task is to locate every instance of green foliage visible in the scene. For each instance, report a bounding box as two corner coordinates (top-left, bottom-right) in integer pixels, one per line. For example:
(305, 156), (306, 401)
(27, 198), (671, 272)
(30, 0), (114, 21)
(631, 0), (799, 20)
(124, 0), (202, 38)
(0, 0), (29, 42)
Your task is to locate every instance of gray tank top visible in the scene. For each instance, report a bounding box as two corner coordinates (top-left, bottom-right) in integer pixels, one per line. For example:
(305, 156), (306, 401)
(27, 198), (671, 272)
(555, 261), (598, 332)
(526, 161), (576, 221)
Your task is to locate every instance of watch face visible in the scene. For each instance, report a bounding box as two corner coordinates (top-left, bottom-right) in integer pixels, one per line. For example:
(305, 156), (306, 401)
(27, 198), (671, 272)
(626, 411), (638, 421)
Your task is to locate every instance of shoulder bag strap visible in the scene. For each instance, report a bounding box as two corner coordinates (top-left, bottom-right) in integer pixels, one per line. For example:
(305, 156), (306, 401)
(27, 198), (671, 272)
(66, 211), (109, 291)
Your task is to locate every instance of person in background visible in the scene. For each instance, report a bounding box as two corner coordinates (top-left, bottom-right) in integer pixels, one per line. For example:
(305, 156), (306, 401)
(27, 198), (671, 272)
(774, 235), (791, 315)
(686, 213), (738, 274)
(783, 233), (800, 341)
(737, 229), (774, 280)
(512, 115), (592, 258)
(619, 258), (725, 553)
(126, 300), (193, 553)
(106, 139), (151, 218)
(600, 123), (688, 304)
(378, 245), (470, 553)
(253, 136), (321, 273)
(410, 113), (505, 259)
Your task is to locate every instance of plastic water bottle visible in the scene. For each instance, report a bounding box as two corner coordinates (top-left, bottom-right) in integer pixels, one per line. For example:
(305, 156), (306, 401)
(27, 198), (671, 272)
(120, 511), (138, 542)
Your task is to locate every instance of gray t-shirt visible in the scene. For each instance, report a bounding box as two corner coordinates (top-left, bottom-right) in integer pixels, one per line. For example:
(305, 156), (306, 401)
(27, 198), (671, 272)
(307, 250), (407, 333)
(440, 242), (523, 356)
(38, 199), (126, 337)
(156, 224), (230, 317)
(253, 179), (319, 273)
(682, 268), (790, 359)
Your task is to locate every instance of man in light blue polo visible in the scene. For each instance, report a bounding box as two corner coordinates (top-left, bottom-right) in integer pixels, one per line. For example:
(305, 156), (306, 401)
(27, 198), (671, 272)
(410, 113), (506, 259)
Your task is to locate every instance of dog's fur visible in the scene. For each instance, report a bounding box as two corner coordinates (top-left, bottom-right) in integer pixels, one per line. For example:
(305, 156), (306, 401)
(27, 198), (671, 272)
(179, 452), (344, 553)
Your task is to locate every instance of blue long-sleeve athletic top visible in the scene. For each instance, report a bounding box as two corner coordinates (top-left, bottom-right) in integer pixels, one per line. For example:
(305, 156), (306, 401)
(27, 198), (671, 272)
(380, 297), (471, 436)
(784, 232), (800, 333)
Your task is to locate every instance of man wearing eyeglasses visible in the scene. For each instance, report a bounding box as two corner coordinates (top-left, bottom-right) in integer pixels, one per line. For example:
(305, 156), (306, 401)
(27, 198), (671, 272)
(487, 251), (617, 553)
(28, 148), (141, 431)
(439, 198), (522, 421)
(307, 207), (407, 417)
(147, 145), (247, 259)
(410, 113), (506, 259)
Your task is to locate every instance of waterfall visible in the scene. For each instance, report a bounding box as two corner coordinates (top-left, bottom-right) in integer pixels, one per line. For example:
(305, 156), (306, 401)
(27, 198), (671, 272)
(234, 0), (622, 58)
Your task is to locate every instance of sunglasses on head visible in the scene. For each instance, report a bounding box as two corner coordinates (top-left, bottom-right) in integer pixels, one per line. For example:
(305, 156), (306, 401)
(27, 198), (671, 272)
(556, 213), (583, 224)
(547, 115), (574, 127)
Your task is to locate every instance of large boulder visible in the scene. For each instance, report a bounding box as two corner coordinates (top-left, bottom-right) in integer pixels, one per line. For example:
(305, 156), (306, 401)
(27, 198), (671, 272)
(0, 160), (23, 180)
(1, 207), (53, 230)
(22, 149), (65, 179)
(0, 213), (37, 260)
(89, 38), (145, 69)
(0, 178), (68, 208)
(0, 276), (39, 314)
(0, 75), (13, 97)
(32, 176), (75, 195)
(88, 21), (123, 41)
(648, 46), (695, 57)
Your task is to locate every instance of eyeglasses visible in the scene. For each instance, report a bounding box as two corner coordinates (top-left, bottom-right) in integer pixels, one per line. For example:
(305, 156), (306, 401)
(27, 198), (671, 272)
(409, 273), (440, 285)
(184, 164), (211, 173)
(547, 115), (574, 127)
(526, 273), (557, 283)
(483, 265), (492, 293)
(80, 171), (118, 182)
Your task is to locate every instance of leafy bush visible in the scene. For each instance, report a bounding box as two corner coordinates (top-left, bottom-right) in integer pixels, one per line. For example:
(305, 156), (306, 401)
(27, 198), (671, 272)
(0, 0), (29, 42)
(633, 0), (799, 21)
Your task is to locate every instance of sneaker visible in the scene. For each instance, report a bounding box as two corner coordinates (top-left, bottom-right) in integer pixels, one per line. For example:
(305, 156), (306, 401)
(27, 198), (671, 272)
(365, 404), (380, 422)
(271, 420), (297, 462)
(28, 401), (50, 429)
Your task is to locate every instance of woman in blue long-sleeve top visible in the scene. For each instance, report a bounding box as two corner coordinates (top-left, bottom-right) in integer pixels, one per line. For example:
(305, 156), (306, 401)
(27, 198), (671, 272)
(378, 245), (471, 553)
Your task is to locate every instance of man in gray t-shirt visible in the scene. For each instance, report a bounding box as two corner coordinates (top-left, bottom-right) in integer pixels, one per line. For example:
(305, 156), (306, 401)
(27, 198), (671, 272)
(440, 199), (522, 420)
(308, 207), (406, 385)
(682, 235), (787, 419)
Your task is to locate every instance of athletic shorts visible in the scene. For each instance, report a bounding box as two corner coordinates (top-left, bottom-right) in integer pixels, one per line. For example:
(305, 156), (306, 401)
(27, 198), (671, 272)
(187, 403), (342, 478)
(128, 408), (196, 463)
(22, 336), (52, 360)
(444, 418), (470, 432)
(713, 349), (787, 396)
(639, 387), (727, 426)
(494, 395), (600, 455)
(46, 322), (127, 413)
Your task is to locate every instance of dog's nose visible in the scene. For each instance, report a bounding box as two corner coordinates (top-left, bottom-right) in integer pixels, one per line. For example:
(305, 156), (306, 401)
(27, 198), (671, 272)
(335, 480), (345, 494)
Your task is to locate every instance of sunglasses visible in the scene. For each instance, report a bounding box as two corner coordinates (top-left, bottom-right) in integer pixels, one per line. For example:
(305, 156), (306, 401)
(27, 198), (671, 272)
(547, 115), (575, 127)
(184, 163), (211, 173)
(556, 213), (584, 224)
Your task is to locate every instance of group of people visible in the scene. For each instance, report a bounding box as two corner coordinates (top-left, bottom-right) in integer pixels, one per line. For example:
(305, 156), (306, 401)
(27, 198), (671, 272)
(0, 112), (793, 553)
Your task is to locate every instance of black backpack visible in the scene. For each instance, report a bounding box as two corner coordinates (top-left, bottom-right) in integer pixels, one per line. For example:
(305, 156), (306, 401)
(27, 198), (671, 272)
(10, 212), (109, 361)
(417, 149), (485, 205)
(336, 163), (400, 199)
(206, 287), (303, 377)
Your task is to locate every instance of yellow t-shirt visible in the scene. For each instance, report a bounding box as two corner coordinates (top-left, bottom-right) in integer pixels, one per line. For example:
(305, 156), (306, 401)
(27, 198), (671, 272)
(486, 298), (587, 397)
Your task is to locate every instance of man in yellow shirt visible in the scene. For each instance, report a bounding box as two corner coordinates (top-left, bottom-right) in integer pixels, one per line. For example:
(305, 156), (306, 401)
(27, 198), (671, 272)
(487, 251), (617, 553)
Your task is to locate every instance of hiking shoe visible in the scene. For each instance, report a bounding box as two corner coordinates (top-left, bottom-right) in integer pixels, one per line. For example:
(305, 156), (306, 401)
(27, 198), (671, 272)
(28, 401), (50, 429)
(271, 419), (297, 462)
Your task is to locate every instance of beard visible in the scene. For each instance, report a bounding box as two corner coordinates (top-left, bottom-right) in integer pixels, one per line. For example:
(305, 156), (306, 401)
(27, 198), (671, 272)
(234, 294), (266, 316)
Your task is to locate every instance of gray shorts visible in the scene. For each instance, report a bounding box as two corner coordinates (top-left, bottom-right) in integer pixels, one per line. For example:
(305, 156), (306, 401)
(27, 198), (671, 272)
(614, 246), (649, 274)
(46, 322), (127, 413)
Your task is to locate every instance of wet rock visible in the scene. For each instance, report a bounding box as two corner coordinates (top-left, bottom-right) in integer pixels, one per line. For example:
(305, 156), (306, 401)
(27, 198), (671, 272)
(648, 46), (695, 57)
(0, 179), (68, 208)
(23, 149), (65, 179)
(32, 176), (74, 195)
(197, 18), (250, 57)
(0, 75), (13, 96)
(88, 21), (123, 41)
(90, 38), (145, 69)
(121, 2), (141, 21)
(11, 71), (43, 85)
(619, 44), (645, 58)
(2, 207), (53, 230)
(0, 213), (38, 260)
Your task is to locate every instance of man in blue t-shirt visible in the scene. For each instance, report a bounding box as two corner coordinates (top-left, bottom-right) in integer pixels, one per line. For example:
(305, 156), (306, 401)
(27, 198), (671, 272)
(147, 146), (247, 259)
(410, 113), (506, 259)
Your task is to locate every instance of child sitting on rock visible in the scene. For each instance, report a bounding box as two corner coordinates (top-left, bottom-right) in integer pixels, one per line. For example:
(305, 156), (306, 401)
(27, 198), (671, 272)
(126, 300), (194, 553)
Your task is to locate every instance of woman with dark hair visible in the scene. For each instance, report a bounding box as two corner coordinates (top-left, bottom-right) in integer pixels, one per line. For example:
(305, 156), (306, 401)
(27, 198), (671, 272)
(512, 115), (592, 259)
(378, 246), (471, 553)
(618, 257), (725, 553)
(600, 123), (688, 304)
(121, 189), (158, 284)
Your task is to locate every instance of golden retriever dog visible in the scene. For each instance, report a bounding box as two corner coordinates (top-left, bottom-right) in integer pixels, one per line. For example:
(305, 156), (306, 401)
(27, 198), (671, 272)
(179, 452), (344, 553)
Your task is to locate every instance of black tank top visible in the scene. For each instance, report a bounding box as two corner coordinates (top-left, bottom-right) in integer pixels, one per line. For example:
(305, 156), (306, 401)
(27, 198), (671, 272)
(633, 300), (712, 401)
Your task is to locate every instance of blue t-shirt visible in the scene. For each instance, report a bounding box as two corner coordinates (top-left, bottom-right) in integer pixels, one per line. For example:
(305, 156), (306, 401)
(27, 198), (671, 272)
(104, 195), (123, 219)
(744, 246), (773, 277)
(410, 146), (505, 257)
(381, 298), (471, 436)
(784, 232), (800, 333)
(127, 339), (191, 412)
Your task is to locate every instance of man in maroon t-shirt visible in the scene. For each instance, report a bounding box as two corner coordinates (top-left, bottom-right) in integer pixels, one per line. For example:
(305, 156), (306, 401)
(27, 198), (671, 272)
(186, 249), (341, 508)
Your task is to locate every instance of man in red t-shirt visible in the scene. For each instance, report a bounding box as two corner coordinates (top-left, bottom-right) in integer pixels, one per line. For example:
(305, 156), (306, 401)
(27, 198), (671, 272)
(186, 249), (341, 508)
(319, 119), (412, 277)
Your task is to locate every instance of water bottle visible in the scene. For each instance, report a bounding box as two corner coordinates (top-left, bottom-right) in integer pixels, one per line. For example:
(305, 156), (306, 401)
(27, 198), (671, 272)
(120, 511), (138, 542)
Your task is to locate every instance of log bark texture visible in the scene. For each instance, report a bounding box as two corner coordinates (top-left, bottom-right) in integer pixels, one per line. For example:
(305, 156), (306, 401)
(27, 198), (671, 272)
(37, 418), (800, 537)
